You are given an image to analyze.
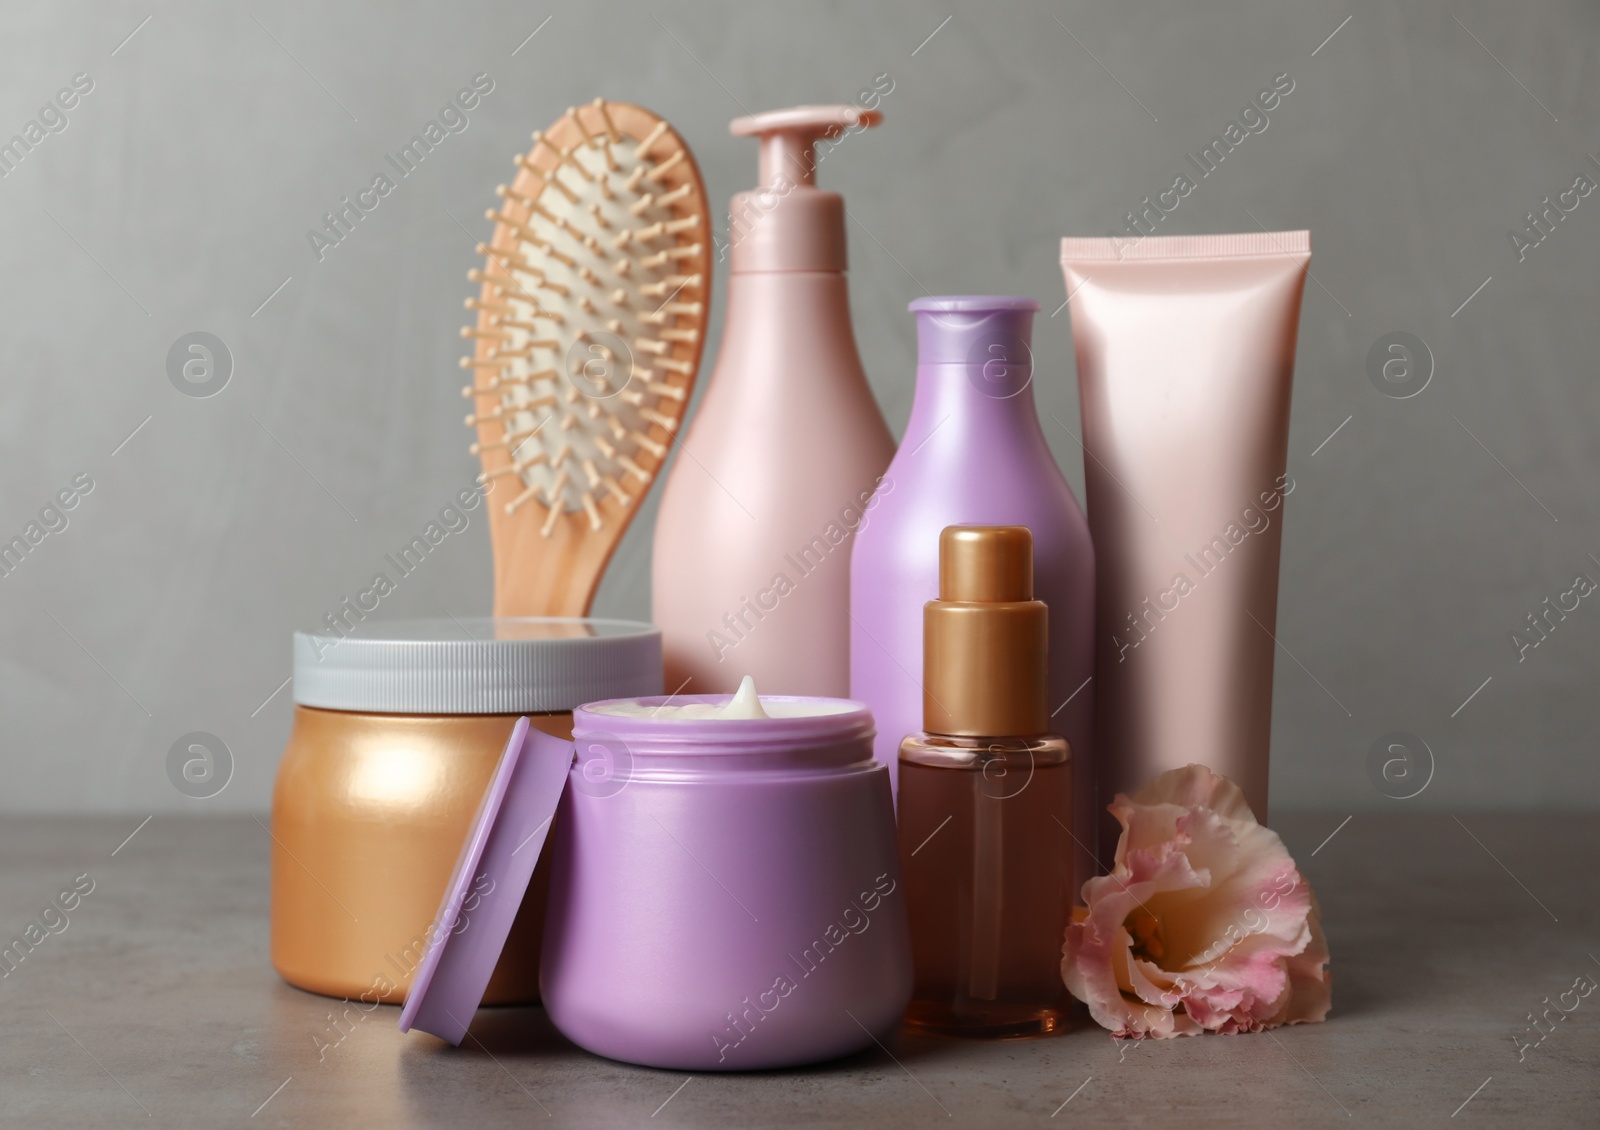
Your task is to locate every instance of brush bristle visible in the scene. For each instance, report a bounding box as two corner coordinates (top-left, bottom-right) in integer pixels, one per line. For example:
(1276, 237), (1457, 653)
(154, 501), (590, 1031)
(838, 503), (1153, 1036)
(465, 100), (707, 537)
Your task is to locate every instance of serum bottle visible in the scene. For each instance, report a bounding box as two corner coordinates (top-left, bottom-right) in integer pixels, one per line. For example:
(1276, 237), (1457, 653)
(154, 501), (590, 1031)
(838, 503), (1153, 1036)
(898, 526), (1073, 1037)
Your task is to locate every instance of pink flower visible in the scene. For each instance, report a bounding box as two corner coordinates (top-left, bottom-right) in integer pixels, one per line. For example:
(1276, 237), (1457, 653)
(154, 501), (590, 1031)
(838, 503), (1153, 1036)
(1062, 764), (1331, 1038)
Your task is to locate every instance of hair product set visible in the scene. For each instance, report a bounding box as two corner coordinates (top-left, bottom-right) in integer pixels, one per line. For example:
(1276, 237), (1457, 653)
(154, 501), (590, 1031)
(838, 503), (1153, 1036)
(271, 98), (1311, 1069)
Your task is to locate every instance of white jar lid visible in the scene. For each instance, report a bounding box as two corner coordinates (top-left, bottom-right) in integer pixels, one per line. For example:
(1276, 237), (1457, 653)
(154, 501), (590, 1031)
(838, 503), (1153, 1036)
(292, 617), (662, 714)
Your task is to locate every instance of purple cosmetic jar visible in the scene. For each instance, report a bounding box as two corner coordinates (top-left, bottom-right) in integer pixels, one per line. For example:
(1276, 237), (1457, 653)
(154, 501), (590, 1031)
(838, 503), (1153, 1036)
(539, 695), (912, 1070)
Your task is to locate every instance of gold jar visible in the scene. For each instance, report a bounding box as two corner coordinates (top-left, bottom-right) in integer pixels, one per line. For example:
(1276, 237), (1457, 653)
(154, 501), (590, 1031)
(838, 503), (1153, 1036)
(271, 617), (661, 1004)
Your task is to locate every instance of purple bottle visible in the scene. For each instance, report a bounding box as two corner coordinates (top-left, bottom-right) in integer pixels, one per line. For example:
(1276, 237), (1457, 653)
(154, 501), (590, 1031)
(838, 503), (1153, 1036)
(849, 297), (1096, 880)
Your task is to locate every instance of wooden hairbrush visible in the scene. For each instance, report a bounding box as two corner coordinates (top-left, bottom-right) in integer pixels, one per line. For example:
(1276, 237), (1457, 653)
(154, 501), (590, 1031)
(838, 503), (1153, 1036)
(465, 99), (711, 617)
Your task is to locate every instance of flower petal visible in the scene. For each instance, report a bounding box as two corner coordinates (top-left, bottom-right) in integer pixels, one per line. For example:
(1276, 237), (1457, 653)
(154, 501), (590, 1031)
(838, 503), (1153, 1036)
(1132, 763), (1259, 824)
(1062, 764), (1332, 1038)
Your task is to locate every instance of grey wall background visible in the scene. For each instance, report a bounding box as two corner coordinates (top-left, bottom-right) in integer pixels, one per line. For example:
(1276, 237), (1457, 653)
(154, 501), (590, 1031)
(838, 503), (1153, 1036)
(2, 1), (1596, 815)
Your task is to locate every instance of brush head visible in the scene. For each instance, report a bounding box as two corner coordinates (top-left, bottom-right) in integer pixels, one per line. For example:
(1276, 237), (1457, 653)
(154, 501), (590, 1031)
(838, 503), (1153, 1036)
(465, 99), (710, 562)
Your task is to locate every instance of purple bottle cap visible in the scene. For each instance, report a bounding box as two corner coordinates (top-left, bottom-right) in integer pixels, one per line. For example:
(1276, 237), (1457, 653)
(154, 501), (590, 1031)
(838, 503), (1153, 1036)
(398, 716), (572, 1045)
(910, 296), (1038, 397)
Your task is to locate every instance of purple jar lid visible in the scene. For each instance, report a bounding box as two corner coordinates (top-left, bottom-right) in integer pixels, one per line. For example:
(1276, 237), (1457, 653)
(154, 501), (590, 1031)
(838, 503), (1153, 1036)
(398, 716), (572, 1044)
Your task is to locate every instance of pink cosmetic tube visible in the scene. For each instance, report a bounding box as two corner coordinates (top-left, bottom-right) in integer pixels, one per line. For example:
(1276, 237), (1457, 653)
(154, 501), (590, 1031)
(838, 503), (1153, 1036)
(1059, 232), (1310, 852)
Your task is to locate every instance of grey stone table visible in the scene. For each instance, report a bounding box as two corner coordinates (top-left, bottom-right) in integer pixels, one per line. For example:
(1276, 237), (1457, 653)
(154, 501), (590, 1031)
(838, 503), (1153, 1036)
(0, 813), (1595, 1128)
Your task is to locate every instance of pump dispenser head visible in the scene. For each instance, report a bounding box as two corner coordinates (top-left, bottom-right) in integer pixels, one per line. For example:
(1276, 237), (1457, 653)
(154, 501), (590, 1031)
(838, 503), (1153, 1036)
(726, 105), (881, 273)
(922, 526), (1049, 737)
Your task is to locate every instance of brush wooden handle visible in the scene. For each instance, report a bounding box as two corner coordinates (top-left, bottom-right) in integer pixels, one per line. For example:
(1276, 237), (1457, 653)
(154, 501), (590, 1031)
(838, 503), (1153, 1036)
(487, 488), (618, 616)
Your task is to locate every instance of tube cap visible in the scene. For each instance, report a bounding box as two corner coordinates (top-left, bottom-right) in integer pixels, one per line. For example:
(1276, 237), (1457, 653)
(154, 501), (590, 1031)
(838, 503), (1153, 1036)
(923, 526), (1048, 737)
(398, 717), (573, 1045)
(726, 105), (881, 273)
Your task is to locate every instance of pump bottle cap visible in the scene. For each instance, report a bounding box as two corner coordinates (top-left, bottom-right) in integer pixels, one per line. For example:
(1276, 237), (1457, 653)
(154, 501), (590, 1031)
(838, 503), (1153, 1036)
(726, 105), (881, 274)
(922, 526), (1049, 737)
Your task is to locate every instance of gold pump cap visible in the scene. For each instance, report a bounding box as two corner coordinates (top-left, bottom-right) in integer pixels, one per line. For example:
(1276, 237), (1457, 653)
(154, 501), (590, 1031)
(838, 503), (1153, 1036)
(922, 526), (1049, 737)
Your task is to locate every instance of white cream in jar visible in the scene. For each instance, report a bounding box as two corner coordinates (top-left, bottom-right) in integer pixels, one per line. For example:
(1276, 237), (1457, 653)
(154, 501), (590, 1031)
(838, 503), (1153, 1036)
(588, 676), (855, 720)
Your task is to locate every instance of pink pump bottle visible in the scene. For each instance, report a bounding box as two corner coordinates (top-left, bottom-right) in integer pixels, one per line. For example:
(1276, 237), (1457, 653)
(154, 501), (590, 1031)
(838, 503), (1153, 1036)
(653, 106), (894, 696)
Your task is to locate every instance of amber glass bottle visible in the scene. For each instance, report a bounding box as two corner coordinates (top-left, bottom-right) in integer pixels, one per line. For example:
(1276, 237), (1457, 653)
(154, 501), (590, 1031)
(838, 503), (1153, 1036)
(897, 526), (1074, 1037)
